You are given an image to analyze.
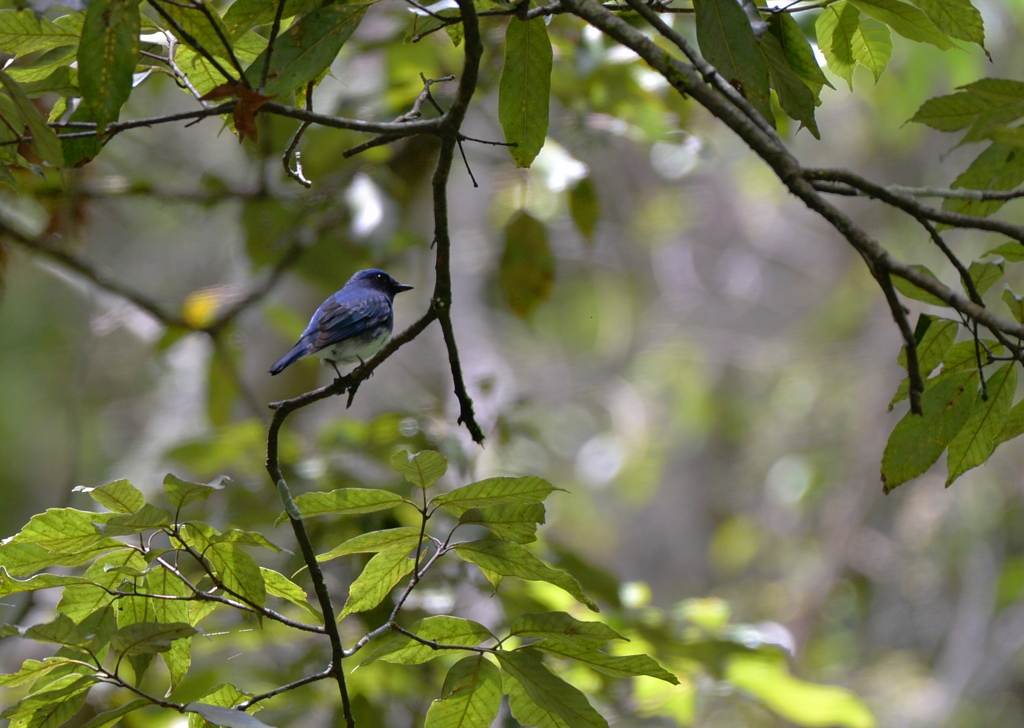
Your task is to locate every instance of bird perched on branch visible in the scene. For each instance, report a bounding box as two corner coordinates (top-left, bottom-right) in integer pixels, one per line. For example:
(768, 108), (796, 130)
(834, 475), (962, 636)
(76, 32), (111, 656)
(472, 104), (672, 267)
(269, 268), (413, 377)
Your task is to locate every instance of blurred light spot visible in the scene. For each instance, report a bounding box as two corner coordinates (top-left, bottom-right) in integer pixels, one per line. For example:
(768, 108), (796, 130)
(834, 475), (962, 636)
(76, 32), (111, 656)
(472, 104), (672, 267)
(732, 621), (796, 654)
(345, 174), (384, 237)
(533, 141), (588, 193)
(634, 67), (668, 92)
(575, 432), (624, 489)
(650, 137), (702, 180)
(620, 581), (651, 608)
(399, 418), (420, 437)
(765, 455), (812, 506)
(182, 285), (241, 328)
(296, 457), (326, 480)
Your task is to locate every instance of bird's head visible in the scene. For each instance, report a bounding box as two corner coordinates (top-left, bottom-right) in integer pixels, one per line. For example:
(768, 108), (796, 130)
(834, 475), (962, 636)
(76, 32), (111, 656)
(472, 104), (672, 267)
(348, 268), (414, 298)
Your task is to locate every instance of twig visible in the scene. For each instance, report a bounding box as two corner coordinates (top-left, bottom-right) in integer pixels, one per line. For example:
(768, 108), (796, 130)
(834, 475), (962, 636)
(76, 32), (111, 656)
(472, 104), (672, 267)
(261, 0), (289, 91)
(146, 0), (239, 86)
(237, 669), (333, 708)
(188, 0), (250, 85)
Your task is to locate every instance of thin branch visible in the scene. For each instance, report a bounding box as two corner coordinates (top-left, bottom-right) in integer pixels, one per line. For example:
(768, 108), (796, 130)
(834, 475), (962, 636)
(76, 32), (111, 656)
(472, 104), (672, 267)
(187, 0), (249, 85)
(146, 0), (239, 85)
(876, 272), (924, 414)
(261, 0), (289, 91)
(237, 668), (333, 709)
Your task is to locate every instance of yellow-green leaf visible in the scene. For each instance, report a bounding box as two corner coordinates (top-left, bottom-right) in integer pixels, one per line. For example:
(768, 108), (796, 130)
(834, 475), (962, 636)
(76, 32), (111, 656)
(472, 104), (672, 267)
(498, 16), (552, 168)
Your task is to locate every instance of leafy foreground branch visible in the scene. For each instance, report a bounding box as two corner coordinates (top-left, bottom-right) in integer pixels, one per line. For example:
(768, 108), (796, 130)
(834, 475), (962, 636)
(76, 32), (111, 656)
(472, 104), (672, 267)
(0, 451), (876, 727)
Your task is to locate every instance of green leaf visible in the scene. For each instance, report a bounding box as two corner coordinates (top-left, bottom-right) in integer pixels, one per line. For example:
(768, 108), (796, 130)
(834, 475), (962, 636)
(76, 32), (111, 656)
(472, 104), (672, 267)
(1003, 286), (1024, 323)
(767, 14), (832, 94)
(164, 473), (226, 509)
(881, 369), (979, 491)
(897, 317), (956, 373)
(0, 70), (63, 166)
(891, 264), (947, 306)
(760, 29), (821, 138)
(211, 529), (282, 551)
(433, 476), (561, 517)
(185, 702), (276, 728)
(248, 4), (367, 97)
(291, 488), (408, 519)
(317, 527), (420, 563)
(500, 210), (555, 318)
(2, 674), (94, 727)
(568, 176), (600, 243)
(0, 568), (92, 597)
(847, 0), (955, 49)
(0, 657), (79, 687)
(262, 567), (322, 623)
(390, 449), (448, 489)
(10, 613), (87, 647)
(458, 503), (546, 544)
(850, 17), (892, 83)
(943, 142), (1024, 219)
(362, 616), (494, 665)
(498, 16), (552, 167)
(73, 479), (145, 514)
(156, 0), (233, 69)
(0, 540), (119, 576)
(112, 621), (197, 655)
(223, 0), (321, 39)
(946, 363), (1016, 484)
(941, 338), (1000, 374)
(535, 640), (679, 683)
(966, 258), (1004, 295)
(510, 612), (624, 649)
(78, 0), (140, 128)
(185, 683), (254, 728)
(0, 10), (82, 55)
(425, 655), (502, 728)
(816, 2), (859, 89)
(910, 79), (1024, 137)
(147, 567), (193, 688)
(206, 543), (266, 609)
(79, 698), (150, 728)
(57, 548), (148, 623)
(907, 0), (984, 48)
(498, 648), (609, 728)
(454, 539), (597, 611)
(726, 652), (875, 728)
(7, 507), (113, 554)
(339, 548), (415, 617)
(985, 241), (1024, 261)
(100, 503), (173, 534)
(694, 0), (773, 123)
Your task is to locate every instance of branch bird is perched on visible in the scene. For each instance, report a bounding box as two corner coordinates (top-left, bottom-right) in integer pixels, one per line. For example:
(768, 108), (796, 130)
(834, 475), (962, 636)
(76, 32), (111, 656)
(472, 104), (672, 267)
(269, 269), (413, 377)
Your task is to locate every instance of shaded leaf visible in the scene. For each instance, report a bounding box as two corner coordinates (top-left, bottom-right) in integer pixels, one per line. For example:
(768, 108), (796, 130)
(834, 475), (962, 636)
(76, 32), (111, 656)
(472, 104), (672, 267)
(0, 70), (63, 166)
(907, 0), (984, 48)
(164, 472), (226, 509)
(498, 16), (552, 167)
(510, 612), (625, 649)
(79, 698), (149, 728)
(760, 29), (820, 138)
(943, 142), (1024, 219)
(946, 363), (1016, 484)
(535, 640), (679, 683)
(186, 702), (275, 728)
(966, 258), (1004, 295)
(1003, 286), (1024, 323)
(891, 264), (947, 306)
(78, 0), (140, 128)
(206, 543), (266, 609)
(848, 0), (954, 49)
(458, 503), (546, 544)
(694, 0), (773, 123)
(881, 369), (978, 491)
(985, 241), (1024, 261)
(500, 210), (555, 317)
(112, 622), (197, 655)
(568, 177), (600, 243)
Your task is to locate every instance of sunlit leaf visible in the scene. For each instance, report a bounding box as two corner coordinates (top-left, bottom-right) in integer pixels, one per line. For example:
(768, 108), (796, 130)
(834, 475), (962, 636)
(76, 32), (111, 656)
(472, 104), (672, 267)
(498, 648), (608, 728)
(317, 527), (420, 562)
(425, 655), (502, 728)
(390, 449), (448, 489)
(432, 476), (561, 517)
(164, 472), (226, 510)
(509, 612), (625, 649)
(816, 1), (859, 89)
(726, 652), (875, 728)
(847, 0), (954, 49)
(0, 9), (82, 55)
(261, 567), (323, 623)
(361, 616), (494, 665)
(73, 479), (145, 514)
(535, 640), (679, 683)
(206, 543), (267, 609)
(291, 488), (408, 519)
(454, 539), (597, 611)
(111, 622), (197, 655)
(458, 503), (546, 544)
(339, 548), (415, 617)
(850, 17), (892, 83)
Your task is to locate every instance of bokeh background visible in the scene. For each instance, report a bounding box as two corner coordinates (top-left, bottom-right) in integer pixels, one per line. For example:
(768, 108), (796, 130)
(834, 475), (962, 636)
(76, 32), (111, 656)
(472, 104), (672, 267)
(4, 1), (1024, 725)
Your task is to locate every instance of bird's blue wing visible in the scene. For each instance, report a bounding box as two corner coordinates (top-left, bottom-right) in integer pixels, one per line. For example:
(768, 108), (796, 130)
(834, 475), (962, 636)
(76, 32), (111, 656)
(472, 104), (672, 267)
(311, 290), (392, 351)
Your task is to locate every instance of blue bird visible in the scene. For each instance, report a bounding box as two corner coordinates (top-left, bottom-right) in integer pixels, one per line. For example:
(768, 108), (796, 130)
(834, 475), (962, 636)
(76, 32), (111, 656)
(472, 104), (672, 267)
(269, 269), (413, 377)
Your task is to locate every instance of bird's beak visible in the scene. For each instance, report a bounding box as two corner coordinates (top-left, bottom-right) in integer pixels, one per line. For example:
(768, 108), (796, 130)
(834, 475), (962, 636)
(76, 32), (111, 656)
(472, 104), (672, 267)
(396, 283), (414, 292)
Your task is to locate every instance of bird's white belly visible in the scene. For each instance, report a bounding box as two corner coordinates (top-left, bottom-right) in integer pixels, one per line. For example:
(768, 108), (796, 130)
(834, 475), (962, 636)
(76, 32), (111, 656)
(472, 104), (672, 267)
(316, 330), (391, 366)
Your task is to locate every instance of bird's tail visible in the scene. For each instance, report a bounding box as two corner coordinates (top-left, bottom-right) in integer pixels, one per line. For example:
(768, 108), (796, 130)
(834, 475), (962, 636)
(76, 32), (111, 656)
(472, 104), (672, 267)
(269, 344), (306, 375)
